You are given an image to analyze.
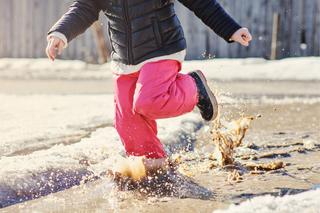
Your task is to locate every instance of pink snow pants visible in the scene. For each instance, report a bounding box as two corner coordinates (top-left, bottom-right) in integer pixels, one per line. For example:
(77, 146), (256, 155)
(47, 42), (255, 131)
(114, 60), (198, 159)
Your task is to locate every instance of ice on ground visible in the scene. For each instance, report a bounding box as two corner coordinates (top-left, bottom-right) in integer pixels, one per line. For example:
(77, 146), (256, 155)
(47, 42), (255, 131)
(0, 94), (114, 156)
(0, 57), (319, 80)
(214, 189), (320, 213)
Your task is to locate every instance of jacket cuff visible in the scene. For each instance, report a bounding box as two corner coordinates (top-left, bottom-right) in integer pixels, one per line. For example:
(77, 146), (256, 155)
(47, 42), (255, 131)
(222, 23), (242, 43)
(47, 32), (68, 48)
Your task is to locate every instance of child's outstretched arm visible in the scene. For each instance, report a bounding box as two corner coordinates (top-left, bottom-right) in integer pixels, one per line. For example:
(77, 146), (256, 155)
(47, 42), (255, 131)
(178, 0), (252, 46)
(46, 0), (103, 60)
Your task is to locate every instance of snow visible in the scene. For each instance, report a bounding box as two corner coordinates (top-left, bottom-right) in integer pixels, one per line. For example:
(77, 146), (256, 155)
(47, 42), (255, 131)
(0, 127), (121, 207)
(0, 94), (114, 156)
(214, 188), (320, 213)
(0, 57), (319, 80)
(1, 93), (319, 158)
(0, 58), (112, 80)
(0, 127), (121, 182)
(0, 93), (202, 207)
(184, 57), (320, 81)
(0, 93), (204, 156)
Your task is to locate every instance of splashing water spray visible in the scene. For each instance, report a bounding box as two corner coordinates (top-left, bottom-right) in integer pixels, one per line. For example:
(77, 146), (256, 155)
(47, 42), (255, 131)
(210, 101), (260, 167)
(212, 115), (255, 166)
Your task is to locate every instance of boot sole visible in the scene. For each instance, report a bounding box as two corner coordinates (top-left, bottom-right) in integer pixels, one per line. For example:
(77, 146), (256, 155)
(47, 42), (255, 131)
(193, 70), (219, 121)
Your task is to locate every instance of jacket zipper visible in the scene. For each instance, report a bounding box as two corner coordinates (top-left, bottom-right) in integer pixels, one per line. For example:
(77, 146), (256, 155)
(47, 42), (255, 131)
(123, 0), (133, 64)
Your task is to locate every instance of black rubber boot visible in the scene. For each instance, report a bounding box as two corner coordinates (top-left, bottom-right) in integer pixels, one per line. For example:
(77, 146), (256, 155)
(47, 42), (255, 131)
(189, 70), (218, 121)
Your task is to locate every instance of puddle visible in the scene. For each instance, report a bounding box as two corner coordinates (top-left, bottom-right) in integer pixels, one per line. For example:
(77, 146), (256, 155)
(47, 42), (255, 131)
(0, 169), (96, 208)
(109, 168), (214, 200)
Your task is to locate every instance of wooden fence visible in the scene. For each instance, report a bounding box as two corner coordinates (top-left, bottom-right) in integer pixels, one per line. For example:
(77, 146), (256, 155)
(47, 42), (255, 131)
(0, 0), (319, 62)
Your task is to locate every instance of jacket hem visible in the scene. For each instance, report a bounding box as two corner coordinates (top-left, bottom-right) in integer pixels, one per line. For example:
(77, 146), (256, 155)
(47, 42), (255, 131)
(112, 49), (186, 75)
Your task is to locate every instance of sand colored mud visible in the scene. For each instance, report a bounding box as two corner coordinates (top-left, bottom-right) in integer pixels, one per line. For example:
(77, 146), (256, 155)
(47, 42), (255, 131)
(245, 161), (285, 171)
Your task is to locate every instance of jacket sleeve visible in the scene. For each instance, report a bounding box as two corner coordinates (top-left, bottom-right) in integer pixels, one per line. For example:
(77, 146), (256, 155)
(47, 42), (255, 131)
(177, 0), (241, 42)
(48, 0), (102, 43)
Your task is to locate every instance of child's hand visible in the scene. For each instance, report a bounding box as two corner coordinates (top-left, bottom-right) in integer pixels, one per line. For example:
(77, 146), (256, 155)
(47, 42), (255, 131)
(230, 28), (252, 46)
(46, 36), (65, 61)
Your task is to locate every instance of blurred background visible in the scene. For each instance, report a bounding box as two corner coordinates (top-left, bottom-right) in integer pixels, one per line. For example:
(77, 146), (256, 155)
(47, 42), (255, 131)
(0, 0), (319, 63)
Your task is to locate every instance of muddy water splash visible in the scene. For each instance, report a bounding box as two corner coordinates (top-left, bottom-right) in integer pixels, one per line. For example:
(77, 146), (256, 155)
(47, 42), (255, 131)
(211, 115), (256, 166)
(107, 156), (214, 199)
(112, 156), (147, 181)
(209, 113), (288, 174)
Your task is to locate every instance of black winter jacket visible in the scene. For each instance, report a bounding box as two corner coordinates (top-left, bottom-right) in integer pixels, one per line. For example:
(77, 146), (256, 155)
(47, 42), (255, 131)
(48, 0), (241, 65)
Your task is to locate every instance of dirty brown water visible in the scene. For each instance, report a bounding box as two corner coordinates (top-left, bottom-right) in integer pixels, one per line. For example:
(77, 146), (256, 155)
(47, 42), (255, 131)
(2, 101), (319, 213)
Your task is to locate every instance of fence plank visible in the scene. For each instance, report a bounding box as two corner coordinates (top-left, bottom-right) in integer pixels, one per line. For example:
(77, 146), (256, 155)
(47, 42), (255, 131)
(25, 0), (33, 58)
(20, 0), (27, 57)
(259, 0), (268, 58)
(217, 0), (231, 58)
(302, 0), (315, 56)
(238, 0), (250, 57)
(12, 0), (19, 57)
(290, 0), (303, 57)
(314, 0), (320, 55)
(225, 0), (237, 58)
(34, 0), (48, 58)
(0, 0), (4, 57)
(265, 0), (274, 59)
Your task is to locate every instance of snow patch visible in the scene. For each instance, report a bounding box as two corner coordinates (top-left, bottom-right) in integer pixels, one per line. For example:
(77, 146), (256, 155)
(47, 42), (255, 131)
(183, 57), (320, 81)
(214, 189), (320, 213)
(1, 57), (319, 80)
(0, 94), (114, 156)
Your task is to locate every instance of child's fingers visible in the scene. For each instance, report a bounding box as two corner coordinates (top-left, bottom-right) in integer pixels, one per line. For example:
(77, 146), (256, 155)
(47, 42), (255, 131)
(242, 35), (250, 43)
(49, 40), (58, 61)
(236, 27), (251, 42)
(45, 45), (51, 60)
(46, 49), (53, 61)
(57, 42), (64, 55)
(46, 41), (55, 61)
(241, 40), (249, 46)
(242, 32), (252, 42)
(238, 37), (249, 46)
(246, 32), (252, 41)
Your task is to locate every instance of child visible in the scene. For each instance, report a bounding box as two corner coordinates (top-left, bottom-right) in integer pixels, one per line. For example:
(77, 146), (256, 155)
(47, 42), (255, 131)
(46, 0), (252, 179)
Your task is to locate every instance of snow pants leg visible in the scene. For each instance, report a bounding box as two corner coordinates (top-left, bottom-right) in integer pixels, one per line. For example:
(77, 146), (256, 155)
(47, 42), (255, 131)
(114, 60), (198, 159)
